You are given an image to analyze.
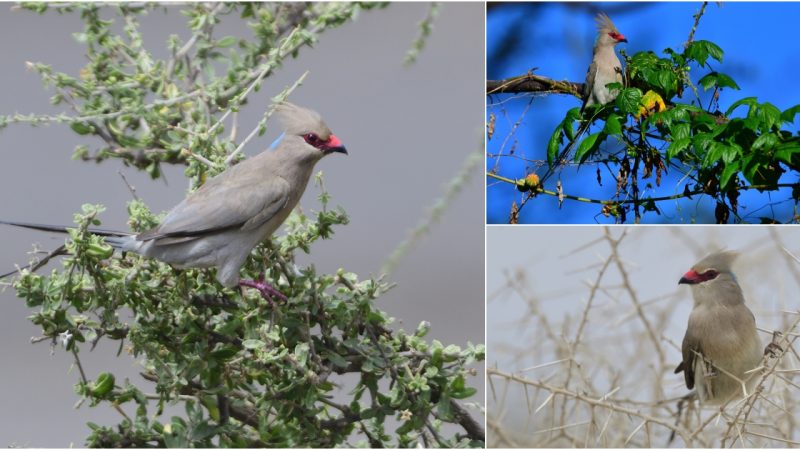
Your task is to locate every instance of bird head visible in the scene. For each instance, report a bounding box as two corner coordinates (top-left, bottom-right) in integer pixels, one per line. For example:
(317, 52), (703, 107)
(275, 102), (348, 159)
(595, 13), (628, 46)
(679, 250), (739, 286)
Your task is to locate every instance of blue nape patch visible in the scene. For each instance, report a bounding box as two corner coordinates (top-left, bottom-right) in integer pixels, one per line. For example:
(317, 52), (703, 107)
(269, 132), (285, 150)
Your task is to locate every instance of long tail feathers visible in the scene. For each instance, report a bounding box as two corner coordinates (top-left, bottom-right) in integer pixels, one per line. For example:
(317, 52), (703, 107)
(0, 219), (129, 238)
(0, 220), (137, 279)
(540, 119), (592, 186)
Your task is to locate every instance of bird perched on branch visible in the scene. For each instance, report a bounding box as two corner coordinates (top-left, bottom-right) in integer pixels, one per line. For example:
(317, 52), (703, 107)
(541, 13), (627, 185)
(674, 251), (764, 406)
(1, 102), (347, 302)
(580, 13), (627, 114)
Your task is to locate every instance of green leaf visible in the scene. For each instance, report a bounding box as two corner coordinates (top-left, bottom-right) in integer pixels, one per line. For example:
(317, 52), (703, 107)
(720, 161), (740, 189)
(685, 41), (709, 66)
(91, 372), (115, 397)
(725, 97), (757, 117)
(324, 350), (349, 368)
(615, 88), (643, 115)
(671, 122), (691, 141)
(685, 40), (724, 66)
(705, 141), (726, 165)
(705, 41), (724, 62)
(574, 132), (604, 164)
(714, 72), (739, 90)
(217, 36), (236, 47)
(604, 113), (622, 135)
(759, 102), (782, 131)
(721, 142), (741, 165)
(698, 72), (717, 90)
(562, 108), (581, 141)
(667, 137), (691, 160)
(781, 104), (800, 124)
(751, 133), (778, 152)
(70, 121), (94, 135)
(547, 127), (563, 168)
(656, 69), (677, 97)
(741, 153), (764, 184)
(692, 132), (715, 153)
(449, 386), (477, 400)
(242, 339), (266, 350)
(294, 343), (309, 366)
(775, 143), (800, 165)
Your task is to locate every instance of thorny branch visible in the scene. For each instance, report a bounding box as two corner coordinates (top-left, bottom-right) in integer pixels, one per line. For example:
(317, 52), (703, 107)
(487, 228), (800, 447)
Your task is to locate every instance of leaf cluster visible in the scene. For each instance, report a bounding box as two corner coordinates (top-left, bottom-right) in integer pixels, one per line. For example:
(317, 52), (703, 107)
(546, 39), (800, 223)
(2, 3), (384, 180)
(15, 192), (484, 447)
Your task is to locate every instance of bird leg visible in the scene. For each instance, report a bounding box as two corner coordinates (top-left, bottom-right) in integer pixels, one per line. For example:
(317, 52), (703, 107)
(764, 331), (783, 358)
(702, 357), (719, 379)
(239, 275), (287, 305)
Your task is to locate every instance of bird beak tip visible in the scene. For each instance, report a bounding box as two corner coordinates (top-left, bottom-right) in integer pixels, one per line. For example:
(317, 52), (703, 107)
(679, 270), (699, 285)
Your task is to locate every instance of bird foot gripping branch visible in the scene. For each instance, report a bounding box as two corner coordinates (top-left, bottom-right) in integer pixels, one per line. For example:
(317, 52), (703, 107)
(239, 276), (288, 305)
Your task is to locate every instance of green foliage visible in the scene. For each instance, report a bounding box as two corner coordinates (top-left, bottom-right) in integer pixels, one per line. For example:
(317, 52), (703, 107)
(544, 35), (800, 223)
(404, 2), (440, 66)
(5, 3), (386, 179)
(6, 4), (484, 447)
(14, 191), (484, 447)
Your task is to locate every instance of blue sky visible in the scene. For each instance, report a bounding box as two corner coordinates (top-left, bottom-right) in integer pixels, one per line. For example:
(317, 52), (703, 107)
(487, 2), (800, 224)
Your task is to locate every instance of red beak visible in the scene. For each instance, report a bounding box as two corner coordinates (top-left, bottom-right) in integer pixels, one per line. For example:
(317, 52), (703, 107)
(323, 134), (348, 155)
(678, 269), (701, 285)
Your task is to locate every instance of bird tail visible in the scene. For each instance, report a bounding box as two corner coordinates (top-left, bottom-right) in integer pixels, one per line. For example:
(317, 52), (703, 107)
(0, 219), (137, 251)
(540, 119), (592, 186)
(0, 220), (138, 279)
(0, 219), (129, 238)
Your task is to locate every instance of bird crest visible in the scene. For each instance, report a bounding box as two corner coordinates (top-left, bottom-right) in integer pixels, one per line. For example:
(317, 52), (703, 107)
(693, 250), (739, 273)
(595, 12), (619, 34)
(275, 102), (332, 139)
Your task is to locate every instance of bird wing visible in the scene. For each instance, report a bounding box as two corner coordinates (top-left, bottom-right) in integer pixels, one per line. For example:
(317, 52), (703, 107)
(580, 60), (598, 113)
(675, 327), (702, 390)
(138, 172), (290, 242)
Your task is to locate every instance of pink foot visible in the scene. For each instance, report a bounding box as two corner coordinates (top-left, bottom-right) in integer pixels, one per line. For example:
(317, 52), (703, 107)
(239, 276), (287, 305)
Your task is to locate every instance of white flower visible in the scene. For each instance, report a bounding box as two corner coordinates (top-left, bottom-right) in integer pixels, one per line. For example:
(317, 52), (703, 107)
(59, 330), (73, 348)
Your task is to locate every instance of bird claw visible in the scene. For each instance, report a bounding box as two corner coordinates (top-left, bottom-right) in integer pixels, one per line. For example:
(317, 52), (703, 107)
(703, 359), (719, 379)
(764, 342), (782, 358)
(239, 278), (287, 306)
(764, 331), (783, 358)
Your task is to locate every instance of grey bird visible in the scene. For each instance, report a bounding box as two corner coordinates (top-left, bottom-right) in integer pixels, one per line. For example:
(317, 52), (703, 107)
(1, 102), (347, 300)
(674, 251), (764, 406)
(541, 13), (627, 185)
(580, 13), (627, 114)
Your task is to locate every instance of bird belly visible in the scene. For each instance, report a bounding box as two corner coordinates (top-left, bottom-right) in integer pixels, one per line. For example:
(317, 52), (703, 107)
(692, 326), (762, 405)
(592, 72), (622, 105)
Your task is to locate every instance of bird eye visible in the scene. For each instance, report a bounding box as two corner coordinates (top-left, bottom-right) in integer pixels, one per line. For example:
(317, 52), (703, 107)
(303, 133), (320, 145)
(702, 269), (719, 280)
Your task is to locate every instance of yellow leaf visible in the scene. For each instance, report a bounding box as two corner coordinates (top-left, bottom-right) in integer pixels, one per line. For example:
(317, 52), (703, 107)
(635, 90), (666, 120)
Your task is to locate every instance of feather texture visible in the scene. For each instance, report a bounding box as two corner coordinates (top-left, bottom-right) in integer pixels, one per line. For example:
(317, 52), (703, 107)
(675, 251), (763, 406)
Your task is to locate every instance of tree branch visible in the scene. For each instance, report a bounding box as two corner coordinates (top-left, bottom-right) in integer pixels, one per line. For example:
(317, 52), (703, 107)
(487, 171), (800, 207)
(487, 73), (583, 97)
